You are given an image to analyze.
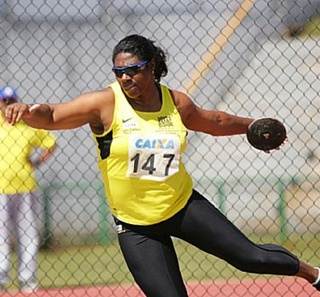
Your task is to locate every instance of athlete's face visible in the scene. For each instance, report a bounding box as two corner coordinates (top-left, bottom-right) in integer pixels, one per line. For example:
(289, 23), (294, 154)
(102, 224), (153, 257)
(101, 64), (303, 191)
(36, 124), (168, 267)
(112, 52), (154, 99)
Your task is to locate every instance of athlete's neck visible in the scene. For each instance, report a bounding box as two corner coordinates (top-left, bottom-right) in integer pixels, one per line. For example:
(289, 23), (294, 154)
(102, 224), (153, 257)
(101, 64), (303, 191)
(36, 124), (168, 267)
(127, 84), (162, 112)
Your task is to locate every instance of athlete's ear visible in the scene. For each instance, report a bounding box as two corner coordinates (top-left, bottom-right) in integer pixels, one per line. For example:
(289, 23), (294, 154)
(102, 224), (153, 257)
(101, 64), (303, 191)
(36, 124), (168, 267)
(148, 58), (155, 72)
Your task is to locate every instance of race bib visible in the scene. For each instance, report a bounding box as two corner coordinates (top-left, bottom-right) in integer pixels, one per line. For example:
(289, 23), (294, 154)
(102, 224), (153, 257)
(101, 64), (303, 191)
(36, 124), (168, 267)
(127, 134), (180, 181)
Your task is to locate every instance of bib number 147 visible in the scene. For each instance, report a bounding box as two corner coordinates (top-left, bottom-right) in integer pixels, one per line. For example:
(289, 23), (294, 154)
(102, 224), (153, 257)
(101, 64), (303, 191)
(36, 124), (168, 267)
(127, 135), (180, 181)
(131, 153), (175, 176)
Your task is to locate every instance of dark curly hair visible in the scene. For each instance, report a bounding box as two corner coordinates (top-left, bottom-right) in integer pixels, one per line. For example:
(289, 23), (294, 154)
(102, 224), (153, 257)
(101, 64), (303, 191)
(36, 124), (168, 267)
(112, 34), (168, 83)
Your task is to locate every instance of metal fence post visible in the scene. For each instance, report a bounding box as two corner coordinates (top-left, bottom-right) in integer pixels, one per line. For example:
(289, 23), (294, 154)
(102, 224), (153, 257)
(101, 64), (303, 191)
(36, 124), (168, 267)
(97, 184), (109, 245)
(277, 179), (287, 243)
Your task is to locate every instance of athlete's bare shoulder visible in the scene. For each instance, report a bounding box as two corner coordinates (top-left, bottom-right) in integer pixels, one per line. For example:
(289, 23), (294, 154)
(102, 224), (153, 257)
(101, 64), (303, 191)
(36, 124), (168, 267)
(170, 89), (190, 107)
(84, 86), (114, 106)
(169, 89), (195, 123)
(88, 86), (115, 134)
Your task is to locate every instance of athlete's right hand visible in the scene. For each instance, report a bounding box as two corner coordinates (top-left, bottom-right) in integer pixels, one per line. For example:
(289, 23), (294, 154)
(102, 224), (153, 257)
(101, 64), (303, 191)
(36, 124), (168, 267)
(5, 103), (40, 125)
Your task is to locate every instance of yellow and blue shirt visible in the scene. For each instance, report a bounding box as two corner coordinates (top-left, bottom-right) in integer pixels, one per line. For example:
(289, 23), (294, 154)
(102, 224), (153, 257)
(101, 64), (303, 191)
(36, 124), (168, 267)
(0, 115), (56, 194)
(94, 82), (193, 225)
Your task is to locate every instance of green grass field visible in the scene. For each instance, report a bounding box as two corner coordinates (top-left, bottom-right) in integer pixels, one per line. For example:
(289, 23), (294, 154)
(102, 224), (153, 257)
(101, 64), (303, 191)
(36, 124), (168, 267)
(6, 232), (320, 290)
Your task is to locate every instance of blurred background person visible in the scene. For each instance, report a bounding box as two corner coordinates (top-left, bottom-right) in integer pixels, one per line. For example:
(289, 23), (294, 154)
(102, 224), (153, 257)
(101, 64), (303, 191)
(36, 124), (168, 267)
(0, 86), (56, 292)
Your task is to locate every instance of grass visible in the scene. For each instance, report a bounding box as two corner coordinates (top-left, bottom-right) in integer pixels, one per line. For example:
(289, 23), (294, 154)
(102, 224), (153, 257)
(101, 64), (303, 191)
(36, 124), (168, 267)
(6, 232), (320, 290)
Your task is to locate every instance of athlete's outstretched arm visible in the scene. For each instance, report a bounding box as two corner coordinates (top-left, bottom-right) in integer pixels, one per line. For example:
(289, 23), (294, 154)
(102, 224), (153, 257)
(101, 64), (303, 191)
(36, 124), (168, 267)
(4, 88), (114, 130)
(172, 90), (254, 136)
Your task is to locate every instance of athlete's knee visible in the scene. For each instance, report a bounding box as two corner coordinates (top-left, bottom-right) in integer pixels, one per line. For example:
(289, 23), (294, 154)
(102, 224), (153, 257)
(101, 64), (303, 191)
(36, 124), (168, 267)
(228, 244), (271, 272)
(230, 252), (267, 273)
(229, 243), (297, 274)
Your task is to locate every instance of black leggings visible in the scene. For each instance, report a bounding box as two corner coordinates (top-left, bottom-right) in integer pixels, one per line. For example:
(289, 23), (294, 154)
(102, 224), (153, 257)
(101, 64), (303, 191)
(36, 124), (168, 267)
(115, 190), (299, 297)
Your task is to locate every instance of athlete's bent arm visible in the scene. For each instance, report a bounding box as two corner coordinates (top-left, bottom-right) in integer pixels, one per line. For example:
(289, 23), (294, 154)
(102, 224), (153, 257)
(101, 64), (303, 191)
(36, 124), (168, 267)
(172, 90), (254, 136)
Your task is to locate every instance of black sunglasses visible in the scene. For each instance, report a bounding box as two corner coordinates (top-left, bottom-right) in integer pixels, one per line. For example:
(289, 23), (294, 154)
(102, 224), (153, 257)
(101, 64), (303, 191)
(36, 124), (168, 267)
(112, 60), (148, 78)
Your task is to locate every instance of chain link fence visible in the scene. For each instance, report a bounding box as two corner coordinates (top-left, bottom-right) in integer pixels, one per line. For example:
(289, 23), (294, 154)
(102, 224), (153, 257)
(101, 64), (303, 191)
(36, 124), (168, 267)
(0, 0), (320, 295)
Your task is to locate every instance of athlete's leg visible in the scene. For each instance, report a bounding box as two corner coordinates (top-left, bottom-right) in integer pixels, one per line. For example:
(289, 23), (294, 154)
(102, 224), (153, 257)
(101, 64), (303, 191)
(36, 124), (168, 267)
(15, 193), (38, 285)
(116, 222), (188, 297)
(0, 194), (12, 286)
(171, 190), (315, 279)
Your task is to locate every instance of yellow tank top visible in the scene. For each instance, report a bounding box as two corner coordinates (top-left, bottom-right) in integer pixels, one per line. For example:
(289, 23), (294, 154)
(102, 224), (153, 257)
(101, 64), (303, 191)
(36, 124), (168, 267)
(93, 81), (193, 225)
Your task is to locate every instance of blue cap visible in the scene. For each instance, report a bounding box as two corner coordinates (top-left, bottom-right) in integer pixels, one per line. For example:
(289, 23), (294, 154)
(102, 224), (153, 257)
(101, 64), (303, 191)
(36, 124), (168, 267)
(0, 86), (18, 101)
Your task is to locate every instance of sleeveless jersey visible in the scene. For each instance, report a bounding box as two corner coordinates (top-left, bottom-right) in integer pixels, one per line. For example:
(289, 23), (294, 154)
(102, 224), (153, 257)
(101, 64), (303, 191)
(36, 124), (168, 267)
(93, 81), (193, 225)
